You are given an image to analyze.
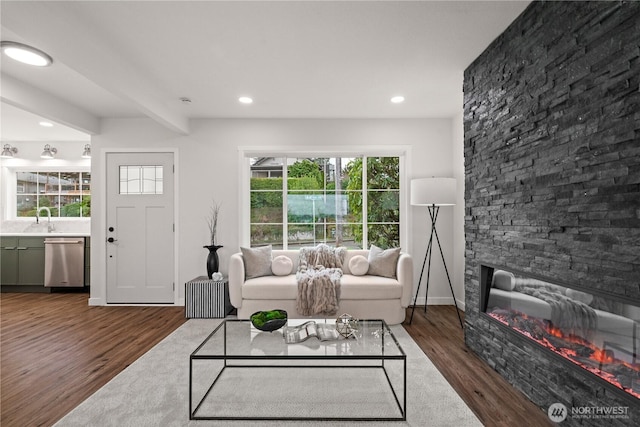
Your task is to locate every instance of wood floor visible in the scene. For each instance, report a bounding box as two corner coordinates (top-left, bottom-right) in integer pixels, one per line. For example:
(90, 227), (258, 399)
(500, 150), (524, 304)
(1, 293), (552, 427)
(1, 293), (187, 427)
(404, 305), (552, 427)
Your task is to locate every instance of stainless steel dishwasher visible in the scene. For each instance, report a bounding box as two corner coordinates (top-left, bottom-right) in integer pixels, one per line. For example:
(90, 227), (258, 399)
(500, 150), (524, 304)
(44, 237), (85, 287)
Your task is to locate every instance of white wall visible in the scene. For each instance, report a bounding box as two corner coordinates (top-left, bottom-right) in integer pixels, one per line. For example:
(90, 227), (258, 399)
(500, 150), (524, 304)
(452, 111), (466, 311)
(90, 117), (461, 307)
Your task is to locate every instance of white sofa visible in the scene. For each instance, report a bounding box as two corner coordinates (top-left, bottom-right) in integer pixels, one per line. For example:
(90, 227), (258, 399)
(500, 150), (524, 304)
(229, 249), (413, 325)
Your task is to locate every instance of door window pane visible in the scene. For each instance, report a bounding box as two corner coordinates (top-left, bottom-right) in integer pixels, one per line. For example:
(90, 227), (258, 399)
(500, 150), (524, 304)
(119, 166), (163, 195)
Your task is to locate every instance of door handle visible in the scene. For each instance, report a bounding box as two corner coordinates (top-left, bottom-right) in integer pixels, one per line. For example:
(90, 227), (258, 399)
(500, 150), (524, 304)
(107, 237), (118, 243)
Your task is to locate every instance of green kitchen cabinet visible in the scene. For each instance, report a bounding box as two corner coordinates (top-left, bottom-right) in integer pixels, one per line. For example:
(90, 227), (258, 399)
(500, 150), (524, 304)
(1, 237), (45, 286)
(18, 237), (45, 286)
(1, 237), (18, 285)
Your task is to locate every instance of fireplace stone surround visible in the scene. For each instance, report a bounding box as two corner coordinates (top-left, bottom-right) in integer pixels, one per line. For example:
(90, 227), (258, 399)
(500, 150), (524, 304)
(463, 2), (639, 425)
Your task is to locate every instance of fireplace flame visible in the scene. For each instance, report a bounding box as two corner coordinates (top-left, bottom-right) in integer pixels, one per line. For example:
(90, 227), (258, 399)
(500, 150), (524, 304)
(592, 348), (615, 365)
(488, 310), (640, 400)
(548, 325), (563, 338)
(543, 323), (617, 365)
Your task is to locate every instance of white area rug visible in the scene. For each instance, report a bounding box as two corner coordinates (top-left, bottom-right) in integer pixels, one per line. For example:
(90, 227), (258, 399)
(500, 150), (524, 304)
(54, 320), (481, 426)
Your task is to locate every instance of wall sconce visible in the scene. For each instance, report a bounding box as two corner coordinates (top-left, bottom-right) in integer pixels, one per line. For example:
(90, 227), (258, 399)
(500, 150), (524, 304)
(81, 144), (91, 159)
(1, 144), (18, 158)
(40, 144), (57, 159)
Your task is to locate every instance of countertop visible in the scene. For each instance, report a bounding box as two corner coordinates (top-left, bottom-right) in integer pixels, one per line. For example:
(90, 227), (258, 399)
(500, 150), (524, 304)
(1, 220), (91, 237)
(1, 232), (90, 237)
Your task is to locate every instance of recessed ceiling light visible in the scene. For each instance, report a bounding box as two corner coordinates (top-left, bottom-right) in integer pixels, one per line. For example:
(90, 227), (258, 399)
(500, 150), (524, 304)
(39, 121), (54, 127)
(391, 96), (405, 104)
(239, 97), (253, 104)
(1, 41), (53, 67)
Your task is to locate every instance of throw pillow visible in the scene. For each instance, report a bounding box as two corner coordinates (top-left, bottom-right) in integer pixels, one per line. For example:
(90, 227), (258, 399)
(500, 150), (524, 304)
(367, 245), (401, 278)
(240, 245), (273, 279)
(492, 270), (515, 291)
(272, 255), (293, 276)
(348, 255), (369, 276)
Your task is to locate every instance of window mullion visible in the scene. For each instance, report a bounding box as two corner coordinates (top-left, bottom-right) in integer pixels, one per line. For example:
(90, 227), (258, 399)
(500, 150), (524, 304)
(362, 157), (368, 249)
(57, 172), (61, 218)
(282, 157), (288, 250)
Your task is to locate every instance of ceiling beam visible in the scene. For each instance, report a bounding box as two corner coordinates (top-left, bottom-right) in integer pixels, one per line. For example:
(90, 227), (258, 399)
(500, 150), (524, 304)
(1, 73), (101, 135)
(2, 2), (189, 135)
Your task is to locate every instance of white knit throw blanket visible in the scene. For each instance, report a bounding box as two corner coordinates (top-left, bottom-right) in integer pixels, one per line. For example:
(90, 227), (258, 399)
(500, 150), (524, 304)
(296, 244), (346, 316)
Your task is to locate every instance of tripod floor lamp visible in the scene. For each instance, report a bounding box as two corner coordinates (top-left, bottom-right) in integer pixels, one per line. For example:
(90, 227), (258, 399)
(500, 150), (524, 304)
(409, 177), (463, 328)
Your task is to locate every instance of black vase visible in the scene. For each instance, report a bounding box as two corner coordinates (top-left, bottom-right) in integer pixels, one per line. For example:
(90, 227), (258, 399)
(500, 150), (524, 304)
(204, 245), (223, 279)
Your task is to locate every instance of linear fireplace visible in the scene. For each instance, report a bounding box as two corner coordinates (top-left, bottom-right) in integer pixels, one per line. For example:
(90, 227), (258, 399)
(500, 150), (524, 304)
(480, 264), (640, 401)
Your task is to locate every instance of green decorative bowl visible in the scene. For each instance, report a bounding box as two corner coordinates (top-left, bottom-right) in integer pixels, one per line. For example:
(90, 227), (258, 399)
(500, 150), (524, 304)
(250, 309), (288, 332)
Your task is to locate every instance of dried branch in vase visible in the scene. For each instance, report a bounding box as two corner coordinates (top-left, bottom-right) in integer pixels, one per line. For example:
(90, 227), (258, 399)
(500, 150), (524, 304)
(206, 200), (221, 246)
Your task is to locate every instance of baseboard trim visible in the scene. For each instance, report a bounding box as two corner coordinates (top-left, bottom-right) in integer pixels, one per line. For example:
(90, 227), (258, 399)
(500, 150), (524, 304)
(415, 296), (466, 311)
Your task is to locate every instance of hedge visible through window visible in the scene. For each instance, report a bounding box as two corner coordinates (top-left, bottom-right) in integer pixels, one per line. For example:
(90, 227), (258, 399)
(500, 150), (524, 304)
(16, 171), (91, 217)
(249, 157), (399, 249)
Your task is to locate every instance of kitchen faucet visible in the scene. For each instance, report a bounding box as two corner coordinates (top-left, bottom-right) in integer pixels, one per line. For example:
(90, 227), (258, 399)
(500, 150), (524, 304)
(36, 207), (55, 232)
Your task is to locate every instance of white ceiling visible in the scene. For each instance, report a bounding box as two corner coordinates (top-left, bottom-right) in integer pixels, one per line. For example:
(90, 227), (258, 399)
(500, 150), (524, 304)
(1, 103), (91, 142)
(0, 0), (530, 141)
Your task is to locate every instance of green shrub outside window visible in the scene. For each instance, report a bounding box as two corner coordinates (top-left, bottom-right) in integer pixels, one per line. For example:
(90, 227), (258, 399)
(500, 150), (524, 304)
(249, 156), (399, 249)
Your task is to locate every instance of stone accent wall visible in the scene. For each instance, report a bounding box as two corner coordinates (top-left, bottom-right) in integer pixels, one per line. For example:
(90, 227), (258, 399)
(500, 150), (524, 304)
(463, 1), (640, 424)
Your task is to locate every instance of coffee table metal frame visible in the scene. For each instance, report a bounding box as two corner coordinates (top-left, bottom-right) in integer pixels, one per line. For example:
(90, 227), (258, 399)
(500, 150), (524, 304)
(189, 318), (406, 421)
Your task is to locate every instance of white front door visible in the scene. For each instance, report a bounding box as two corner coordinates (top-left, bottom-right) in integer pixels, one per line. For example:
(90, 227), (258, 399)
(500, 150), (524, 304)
(106, 152), (174, 303)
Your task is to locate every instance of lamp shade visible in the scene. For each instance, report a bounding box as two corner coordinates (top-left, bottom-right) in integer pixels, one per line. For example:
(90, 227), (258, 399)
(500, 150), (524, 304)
(411, 177), (456, 206)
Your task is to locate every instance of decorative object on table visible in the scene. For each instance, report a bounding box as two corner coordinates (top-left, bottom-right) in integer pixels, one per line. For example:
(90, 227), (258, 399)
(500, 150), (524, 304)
(204, 244), (223, 279)
(283, 320), (340, 343)
(184, 276), (232, 319)
(211, 272), (223, 281)
(409, 177), (463, 328)
(335, 313), (359, 338)
(203, 200), (223, 279)
(250, 309), (287, 332)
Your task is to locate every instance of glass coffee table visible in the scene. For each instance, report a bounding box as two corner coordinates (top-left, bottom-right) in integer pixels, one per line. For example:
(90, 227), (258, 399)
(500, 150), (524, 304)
(189, 318), (406, 421)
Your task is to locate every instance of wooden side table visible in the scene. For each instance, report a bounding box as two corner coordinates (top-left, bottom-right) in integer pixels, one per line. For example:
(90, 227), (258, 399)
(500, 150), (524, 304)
(185, 276), (232, 318)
